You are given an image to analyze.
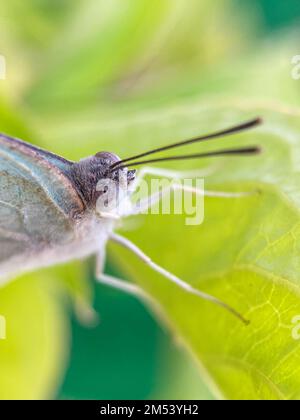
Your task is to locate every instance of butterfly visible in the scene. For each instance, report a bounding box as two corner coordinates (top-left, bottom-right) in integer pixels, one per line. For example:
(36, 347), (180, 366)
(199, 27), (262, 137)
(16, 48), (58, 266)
(0, 118), (262, 323)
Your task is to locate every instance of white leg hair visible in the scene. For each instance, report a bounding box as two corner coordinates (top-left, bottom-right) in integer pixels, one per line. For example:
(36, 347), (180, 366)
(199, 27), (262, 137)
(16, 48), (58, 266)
(110, 232), (249, 324)
(96, 272), (148, 299)
(123, 181), (254, 217)
(98, 212), (121, 220)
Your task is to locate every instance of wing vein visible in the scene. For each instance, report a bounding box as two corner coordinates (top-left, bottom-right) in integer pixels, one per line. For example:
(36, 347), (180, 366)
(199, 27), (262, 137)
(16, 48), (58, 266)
(0, 227), (30, 242)
(0, 148), (70, 221)
(0, 199), (24, 216)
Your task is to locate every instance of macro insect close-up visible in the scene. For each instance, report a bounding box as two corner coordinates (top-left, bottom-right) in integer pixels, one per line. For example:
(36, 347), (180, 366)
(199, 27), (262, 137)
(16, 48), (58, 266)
(0, 119), (261, 323)
(0, 0), (300, 403)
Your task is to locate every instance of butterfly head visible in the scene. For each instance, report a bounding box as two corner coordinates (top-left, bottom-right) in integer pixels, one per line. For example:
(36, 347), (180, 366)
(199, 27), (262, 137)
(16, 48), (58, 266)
(95, 152), (136, 184)
(72, 152), (136, 215)
(72, 117), (263, 216)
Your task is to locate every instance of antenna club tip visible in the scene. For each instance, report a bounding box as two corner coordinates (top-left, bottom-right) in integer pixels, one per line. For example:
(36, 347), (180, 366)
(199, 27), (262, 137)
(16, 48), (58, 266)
(247, 145), (262, 155)
(255, 145), (263, 154)
(255, 117), (264, 125)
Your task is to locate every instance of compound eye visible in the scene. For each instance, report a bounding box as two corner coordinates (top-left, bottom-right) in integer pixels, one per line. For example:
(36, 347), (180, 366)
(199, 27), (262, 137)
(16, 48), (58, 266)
(95, 151), (121, 165)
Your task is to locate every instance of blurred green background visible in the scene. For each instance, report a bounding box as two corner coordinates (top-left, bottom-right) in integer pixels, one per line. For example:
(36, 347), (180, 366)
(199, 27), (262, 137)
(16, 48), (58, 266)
(0, 0), (299, 400)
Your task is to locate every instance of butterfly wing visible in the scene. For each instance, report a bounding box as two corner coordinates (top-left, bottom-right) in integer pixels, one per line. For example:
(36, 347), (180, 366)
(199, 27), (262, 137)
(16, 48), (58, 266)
(0, 133), (85, 267)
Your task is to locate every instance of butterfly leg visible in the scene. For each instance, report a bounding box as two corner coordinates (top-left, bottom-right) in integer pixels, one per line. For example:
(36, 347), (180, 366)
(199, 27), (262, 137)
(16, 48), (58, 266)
(95, 248), (150, 301)
(98, 212), (121, 220)
(109, 232), (249, 324)
(123, 180), (253, 217)
(130, 164), (219, 192)
(96, 272), (148, 299)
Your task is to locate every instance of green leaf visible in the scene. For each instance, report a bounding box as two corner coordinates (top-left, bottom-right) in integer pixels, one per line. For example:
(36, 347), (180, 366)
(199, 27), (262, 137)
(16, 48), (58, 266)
(26, 0), (173, 108)
(50, 262), (96, 326)
(1, 0), (299, 399)
(0, 273), (69, 399)
(49, 99), (300, 400)
(0, 102), (74, 400)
